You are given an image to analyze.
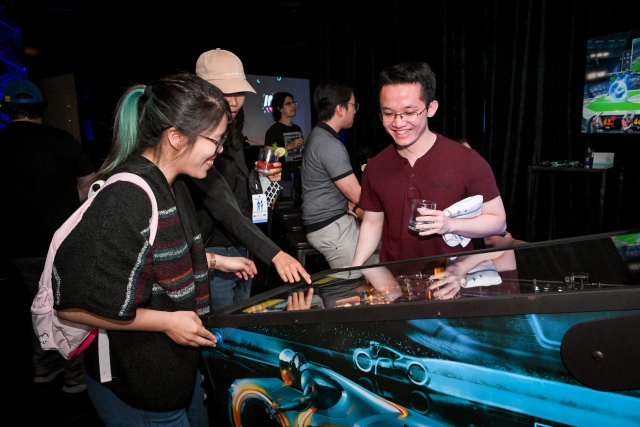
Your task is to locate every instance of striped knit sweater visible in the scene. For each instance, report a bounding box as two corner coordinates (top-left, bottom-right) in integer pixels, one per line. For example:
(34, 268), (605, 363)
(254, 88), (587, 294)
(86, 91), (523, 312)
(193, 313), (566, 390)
(54, 155), (210, 411)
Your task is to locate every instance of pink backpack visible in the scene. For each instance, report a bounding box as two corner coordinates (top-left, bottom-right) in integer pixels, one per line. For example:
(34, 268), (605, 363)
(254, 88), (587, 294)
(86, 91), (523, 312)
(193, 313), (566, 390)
(31, 172), (158, 382)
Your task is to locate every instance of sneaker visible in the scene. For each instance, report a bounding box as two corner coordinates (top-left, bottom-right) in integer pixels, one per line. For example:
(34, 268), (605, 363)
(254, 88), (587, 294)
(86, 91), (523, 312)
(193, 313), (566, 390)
(62, 376), (87, 394)
(33, 362), (65, 383)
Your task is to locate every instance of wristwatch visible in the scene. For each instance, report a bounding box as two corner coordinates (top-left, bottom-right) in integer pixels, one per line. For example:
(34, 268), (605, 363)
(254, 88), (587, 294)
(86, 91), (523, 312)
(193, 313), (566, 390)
(208, 254), (217, 271)
(352, 204), (359, 214)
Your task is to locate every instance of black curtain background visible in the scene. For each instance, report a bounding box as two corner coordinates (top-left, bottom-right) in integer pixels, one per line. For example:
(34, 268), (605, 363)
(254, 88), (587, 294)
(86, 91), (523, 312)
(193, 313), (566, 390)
(9, 0), (640, 243)
(302, 0), (640, 242)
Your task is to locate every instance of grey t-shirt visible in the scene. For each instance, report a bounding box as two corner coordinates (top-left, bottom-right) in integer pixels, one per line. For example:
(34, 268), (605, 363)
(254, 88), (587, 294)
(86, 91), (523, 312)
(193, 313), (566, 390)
(301, 122), (353, 227)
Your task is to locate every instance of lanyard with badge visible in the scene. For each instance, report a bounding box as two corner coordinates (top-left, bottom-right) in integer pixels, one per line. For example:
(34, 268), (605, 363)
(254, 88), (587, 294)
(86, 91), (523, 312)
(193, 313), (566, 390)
(251, 174), (281, 223)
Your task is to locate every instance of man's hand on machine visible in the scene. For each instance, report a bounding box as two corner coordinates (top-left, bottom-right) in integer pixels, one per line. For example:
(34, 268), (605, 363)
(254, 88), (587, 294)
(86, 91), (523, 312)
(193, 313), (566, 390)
(272, 251), (312, 284)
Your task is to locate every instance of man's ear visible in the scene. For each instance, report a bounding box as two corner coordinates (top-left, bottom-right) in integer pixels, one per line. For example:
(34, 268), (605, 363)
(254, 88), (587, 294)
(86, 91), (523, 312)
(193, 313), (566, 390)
(335, 103), (346, 118)
(427, 100), (439, 118)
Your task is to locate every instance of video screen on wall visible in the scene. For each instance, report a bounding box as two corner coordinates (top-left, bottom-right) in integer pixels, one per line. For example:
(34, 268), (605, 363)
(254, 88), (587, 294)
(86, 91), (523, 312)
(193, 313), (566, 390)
(242, 74), (312, 145)
(581, 27), (640, 134)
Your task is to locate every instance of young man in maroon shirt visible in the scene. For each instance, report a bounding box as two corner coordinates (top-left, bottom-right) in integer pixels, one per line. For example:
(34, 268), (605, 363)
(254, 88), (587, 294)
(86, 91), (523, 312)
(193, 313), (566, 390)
(351, 62), (507, 272)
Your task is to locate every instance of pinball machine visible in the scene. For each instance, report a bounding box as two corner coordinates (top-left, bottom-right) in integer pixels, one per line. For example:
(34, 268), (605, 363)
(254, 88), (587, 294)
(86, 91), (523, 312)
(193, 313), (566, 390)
(201, 229), (640, 427)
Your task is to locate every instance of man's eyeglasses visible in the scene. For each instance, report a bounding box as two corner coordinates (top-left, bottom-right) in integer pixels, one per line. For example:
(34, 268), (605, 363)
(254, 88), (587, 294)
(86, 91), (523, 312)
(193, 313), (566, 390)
(283, 101), (297, 106)
(378, 106), (427, 123)
(349, 102), (360, 112)
(198, 132), (227, 154)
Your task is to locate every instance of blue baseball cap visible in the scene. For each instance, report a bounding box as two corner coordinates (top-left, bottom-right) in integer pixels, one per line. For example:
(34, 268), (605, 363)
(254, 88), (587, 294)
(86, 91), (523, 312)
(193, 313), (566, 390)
(3, 80), (44, 104)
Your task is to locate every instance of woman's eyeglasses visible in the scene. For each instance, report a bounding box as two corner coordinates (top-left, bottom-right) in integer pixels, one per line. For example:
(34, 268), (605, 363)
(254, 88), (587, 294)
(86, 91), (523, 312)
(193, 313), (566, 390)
(198, 132), (227, 154)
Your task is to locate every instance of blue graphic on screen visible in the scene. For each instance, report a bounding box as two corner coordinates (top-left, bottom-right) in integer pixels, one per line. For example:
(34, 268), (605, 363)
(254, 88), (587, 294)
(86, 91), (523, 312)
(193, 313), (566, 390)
(581, 29), (640, 134)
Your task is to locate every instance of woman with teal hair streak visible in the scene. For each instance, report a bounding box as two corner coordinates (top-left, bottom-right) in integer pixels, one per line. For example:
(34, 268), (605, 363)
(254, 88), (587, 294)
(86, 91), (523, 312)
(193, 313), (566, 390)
(54, 72), (255, 426)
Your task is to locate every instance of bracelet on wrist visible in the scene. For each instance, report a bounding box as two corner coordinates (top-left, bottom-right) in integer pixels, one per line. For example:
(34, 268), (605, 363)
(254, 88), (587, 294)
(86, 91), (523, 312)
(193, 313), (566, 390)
(208, 253), (217, 271)
(352, 204), (359, 214)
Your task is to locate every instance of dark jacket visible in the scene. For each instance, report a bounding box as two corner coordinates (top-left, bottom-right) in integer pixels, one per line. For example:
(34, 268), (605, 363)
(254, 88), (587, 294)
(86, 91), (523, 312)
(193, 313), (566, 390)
(182, 151), (280, 265)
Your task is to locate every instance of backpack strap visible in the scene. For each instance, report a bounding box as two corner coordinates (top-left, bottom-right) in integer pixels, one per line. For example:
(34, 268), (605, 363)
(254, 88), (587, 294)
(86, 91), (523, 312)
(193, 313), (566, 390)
(92, 172), (159, 382)
(103, 172), (159, 245)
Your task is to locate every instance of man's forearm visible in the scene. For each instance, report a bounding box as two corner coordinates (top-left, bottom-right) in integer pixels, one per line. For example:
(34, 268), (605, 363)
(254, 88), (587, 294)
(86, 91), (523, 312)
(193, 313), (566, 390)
(444, 197), (507, 239)
(351, 213), (383, 266)
(446, 214), (506, 239)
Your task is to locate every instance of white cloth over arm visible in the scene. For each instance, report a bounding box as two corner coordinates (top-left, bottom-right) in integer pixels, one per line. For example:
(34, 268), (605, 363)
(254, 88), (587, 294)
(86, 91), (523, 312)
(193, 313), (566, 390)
(442, 195), (483, 247)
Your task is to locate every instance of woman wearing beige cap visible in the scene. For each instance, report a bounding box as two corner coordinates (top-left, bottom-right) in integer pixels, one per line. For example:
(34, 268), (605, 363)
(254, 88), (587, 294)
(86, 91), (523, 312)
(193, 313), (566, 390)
(184, 48), (311, 311)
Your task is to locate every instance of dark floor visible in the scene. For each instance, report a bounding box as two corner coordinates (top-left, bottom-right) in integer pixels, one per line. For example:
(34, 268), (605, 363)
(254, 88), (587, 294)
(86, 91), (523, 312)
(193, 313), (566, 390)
(14, 200), (329, 426)
(14, 258), (104, 427)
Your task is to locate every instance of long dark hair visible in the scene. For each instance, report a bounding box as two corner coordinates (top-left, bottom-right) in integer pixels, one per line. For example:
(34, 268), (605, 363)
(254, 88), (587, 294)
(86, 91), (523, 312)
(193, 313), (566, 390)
(97, 72), (231, 181)
(226, 106), (246, 152)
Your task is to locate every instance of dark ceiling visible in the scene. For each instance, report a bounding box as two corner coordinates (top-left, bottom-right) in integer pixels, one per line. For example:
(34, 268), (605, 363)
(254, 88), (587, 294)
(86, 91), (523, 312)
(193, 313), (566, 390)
(2, 1), (312, 127)
(4, 1), (310, 83)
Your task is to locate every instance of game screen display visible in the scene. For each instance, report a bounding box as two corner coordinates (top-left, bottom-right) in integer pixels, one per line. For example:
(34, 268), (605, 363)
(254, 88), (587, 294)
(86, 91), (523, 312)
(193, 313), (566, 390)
(242, 74), (312, 146)
(582, 28), (640, 134)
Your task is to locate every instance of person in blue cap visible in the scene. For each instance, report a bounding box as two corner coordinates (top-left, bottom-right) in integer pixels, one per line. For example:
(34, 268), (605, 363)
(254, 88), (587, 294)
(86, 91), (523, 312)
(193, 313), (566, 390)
(1, 79), (97, 393)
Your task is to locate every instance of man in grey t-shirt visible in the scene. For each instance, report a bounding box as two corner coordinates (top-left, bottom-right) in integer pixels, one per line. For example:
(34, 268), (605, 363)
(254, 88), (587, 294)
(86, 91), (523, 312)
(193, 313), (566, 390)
(301, 83), (379, 274)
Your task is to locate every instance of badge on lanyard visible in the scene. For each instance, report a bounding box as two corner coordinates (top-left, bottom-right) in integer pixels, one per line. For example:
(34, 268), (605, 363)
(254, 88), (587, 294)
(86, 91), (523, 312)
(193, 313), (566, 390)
(252, 193), (268, 223)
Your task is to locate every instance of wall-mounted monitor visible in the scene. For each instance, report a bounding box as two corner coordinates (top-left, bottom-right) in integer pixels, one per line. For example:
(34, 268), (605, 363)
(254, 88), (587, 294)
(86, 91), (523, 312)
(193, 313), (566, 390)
(581, 28), (640, 134)
(242, 74), (312, 145)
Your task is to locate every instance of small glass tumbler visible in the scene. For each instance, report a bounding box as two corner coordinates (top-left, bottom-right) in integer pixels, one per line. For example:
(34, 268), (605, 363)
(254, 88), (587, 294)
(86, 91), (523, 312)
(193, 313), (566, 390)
(256, 147), (279, 175)
(408, 199), (437, 232)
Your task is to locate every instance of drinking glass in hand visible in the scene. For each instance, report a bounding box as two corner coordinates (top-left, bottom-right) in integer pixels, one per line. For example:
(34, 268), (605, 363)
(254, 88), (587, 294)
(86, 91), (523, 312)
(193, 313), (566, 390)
(256, 147), (279, 175)
(408, 199), (437, 232)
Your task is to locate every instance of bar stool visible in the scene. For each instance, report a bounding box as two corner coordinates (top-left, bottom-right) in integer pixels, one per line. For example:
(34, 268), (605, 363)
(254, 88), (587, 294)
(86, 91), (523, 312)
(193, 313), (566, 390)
(271, 207), (302, 249)
(267, 204), (300, 241)
(273, 205), (301, 219)
(285, 230), (322, 268)
(282, 216), (302, 232)
(273, 195), (295, 209)
(263, 204), (305, 290)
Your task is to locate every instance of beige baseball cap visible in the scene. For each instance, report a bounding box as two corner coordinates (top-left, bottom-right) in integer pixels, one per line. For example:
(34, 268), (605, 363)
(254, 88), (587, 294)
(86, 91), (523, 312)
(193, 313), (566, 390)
(195, 48), (256, 94)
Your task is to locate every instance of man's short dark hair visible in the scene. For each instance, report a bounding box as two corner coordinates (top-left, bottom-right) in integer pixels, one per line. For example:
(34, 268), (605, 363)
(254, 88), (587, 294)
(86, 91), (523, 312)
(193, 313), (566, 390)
(1, 96), (47, 121)
(270, 91), (294, 122)
(378, 62), (436, 105)
(313, 83), (353, 122)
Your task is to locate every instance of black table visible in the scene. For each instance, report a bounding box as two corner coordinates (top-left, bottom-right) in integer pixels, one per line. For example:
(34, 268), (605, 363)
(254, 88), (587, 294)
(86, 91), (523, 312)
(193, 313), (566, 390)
(526, 165), (624, 241)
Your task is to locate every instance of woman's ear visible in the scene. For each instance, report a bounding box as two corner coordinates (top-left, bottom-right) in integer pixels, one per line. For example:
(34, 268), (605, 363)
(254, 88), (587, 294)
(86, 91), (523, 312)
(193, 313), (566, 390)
(166, 127), (186, 151)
